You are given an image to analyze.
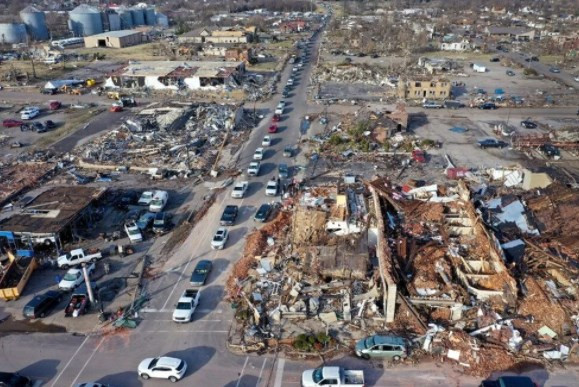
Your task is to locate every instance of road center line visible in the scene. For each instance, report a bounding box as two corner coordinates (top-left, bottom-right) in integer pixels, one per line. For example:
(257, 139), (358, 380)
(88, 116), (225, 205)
(235, 356), (249, 387)
(273, 358), (286, 387)
(256, 358), (268, 387)
(50, 335), (90, 387)
(70, 336), (106, 387)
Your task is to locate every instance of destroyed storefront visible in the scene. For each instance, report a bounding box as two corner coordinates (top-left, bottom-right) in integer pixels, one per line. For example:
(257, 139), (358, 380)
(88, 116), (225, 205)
(227, 185), (391, 355)
(73, 102), (248, 176)
(0, 186), (107, 254)
(368, 177), (579, 374)
(104, 61), (244, 91)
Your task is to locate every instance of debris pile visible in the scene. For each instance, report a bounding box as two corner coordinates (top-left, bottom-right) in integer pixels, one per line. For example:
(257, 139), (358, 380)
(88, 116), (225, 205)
(313, 63), (391, 86)
(72, 102), (250, 176)
(0, 163), (57, 205)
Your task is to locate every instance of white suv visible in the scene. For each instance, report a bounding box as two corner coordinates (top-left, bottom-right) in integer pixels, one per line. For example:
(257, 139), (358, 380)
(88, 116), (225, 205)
(138, 356), (187, 383)
(21, 106), (40, 120)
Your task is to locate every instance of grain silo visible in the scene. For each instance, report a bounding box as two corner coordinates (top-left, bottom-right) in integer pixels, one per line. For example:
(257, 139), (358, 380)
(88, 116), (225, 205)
(118, 7), (133, 30)
(107, 11), (121, 31)
(156, 13), (169, 28)
(0, 23), (27, 44)
(144, 8), (156, 26)
(20, 6), (49, 41)
(131, 7), (145, 26)
(68, 4), (103, 37)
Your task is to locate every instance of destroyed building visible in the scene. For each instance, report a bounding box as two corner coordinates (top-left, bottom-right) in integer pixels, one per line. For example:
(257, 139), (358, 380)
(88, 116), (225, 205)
(0, 186), (106, 252)
(75, 102), (247, 175)
(397, 77), (452, 100)
(104, 60), (245, 91)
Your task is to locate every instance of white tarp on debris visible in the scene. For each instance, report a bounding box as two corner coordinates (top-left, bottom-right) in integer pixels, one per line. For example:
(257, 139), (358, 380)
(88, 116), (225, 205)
(44, 79), (84, 90)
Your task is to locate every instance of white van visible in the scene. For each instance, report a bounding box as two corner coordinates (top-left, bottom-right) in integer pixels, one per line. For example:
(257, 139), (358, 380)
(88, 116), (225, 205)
(149, 190), (168, 213)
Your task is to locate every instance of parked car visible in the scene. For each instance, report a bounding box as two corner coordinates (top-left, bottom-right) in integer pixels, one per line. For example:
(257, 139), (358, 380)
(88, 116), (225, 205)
(262, 136), (272, 147)
(58, 262), (95, 291)
(172, 289), (200, 323)
(423, 101), (443, 109)
(549, 67), (561, 73)
(138, 191), (154, 206)
(477, 138), (508, 149)
(23, 290), (62, 319)
(20, 106), (40, 120)
(247, 161), (261, 176)
(0, 372), (33, 387)
(265, 179), (278, 196)
(136, 212), (156, 230)
(355, 335), (408, 360)
(57, 248), (102, 269)
(540, 143), (560, 158)
(506, 70), (515, 76)
(211, 227), (229, 250)
(268, 124), (278, 133)
(138, 356), (187, 383)
(3, 119), (23, 128)
(190, 260), (212, 286)
(149, 190), (168, 213)
(40, 88), (57, 95)
(520, 120), (537, 129)
(301, 366), (364, 387)
(254, 204), (272, 222)
(479, 102), (498, 110)
(253, 147), (264, 160)
(283, 146), (293, 157)
(220, 205), (239, 226)
(480, 376), (536, 387)
(152, 212), (172, 234)
(48, 100), (61, 110)
(44, 120), (56, 129)
(125, 221), (143, 243)
(444, 100), (464, 109)
(278, 163), (289, 179)
(231, 181), (248, 198)
(272, 114), (281, 122)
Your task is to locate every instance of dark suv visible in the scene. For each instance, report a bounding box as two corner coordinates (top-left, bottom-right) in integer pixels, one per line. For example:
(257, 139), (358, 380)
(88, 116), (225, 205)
(23, 290), (62, 318)
(478, 139), (508, 149)
(0, 372), (32, 387)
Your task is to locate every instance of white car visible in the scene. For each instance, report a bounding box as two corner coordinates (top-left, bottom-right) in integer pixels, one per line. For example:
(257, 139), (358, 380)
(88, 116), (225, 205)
(211, 227), (229, 250)
(247, 161), (261, 176)
(262, 136), (272, 147)
(138, 356), (187, 383)
(20, 106), (40, 120)
(287, 78), (294, 86)
(253, 147), (264, 160)
(58, 262), (95, 291)
(265, 179), (278, 196)
(124, 221), (143, 243)
(575, 77), (579, 82)
(138, 191), (154, 206)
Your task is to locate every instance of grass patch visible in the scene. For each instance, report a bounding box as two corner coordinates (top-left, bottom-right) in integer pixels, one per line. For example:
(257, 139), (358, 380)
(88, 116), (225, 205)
(269, 40), (295, 50)
(34, 108), (104, 149)
(247, 61), (279, 72)
(424, 51), (494, 61)
(538, 55), (564, 65)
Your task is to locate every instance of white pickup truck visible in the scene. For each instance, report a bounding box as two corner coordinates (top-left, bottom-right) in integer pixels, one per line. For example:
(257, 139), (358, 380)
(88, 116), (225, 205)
(172, 289), (200, 323)
(301, 366), (365, 387)
(231, 181), (248, 198)
(57, 248), (103, 269)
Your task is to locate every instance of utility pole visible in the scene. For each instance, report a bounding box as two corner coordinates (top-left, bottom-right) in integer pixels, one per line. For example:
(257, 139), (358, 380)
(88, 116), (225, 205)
(82, 264), (95, 303)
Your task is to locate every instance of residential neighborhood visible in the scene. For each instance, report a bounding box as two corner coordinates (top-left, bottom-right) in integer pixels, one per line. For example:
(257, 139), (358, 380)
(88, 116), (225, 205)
(0, 0), (578, 386)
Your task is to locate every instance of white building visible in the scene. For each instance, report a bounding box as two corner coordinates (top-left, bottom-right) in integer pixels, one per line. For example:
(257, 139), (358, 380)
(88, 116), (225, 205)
(441, 40), (471, 51)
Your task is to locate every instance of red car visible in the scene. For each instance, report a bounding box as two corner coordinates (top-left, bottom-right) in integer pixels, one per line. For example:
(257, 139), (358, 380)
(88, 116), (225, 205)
(3, 119), (24, 128)
(48, 100), (61, 110)
(109, 105), (123, 112)
(268, 125), (278, 133)
(272, 114), (281, 122)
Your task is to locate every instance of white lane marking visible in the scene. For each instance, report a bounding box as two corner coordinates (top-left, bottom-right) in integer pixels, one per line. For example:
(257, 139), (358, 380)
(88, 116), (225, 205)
(256, 358), (268, 387)
(70, 336), (106, 387)
(50, 335), (90, 387)
(236, 356), (250, 387)
(273, 358), (285, 387)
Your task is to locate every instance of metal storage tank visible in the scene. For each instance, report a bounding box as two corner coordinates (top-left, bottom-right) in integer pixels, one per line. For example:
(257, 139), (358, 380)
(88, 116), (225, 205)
(0, 23), (27, 44)
(69, 4), (103, 37)
(156, 13), (169, 28)
(131, 8), (145, 26)
(20, 6), (49, 41)
(118, 8), (133, 30)
(107, 12), (121, 31)
(144, 8), (156, 26)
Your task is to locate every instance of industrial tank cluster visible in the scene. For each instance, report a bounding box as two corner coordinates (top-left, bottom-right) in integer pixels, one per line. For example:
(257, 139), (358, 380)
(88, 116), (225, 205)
(0, 4), (164, 44)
